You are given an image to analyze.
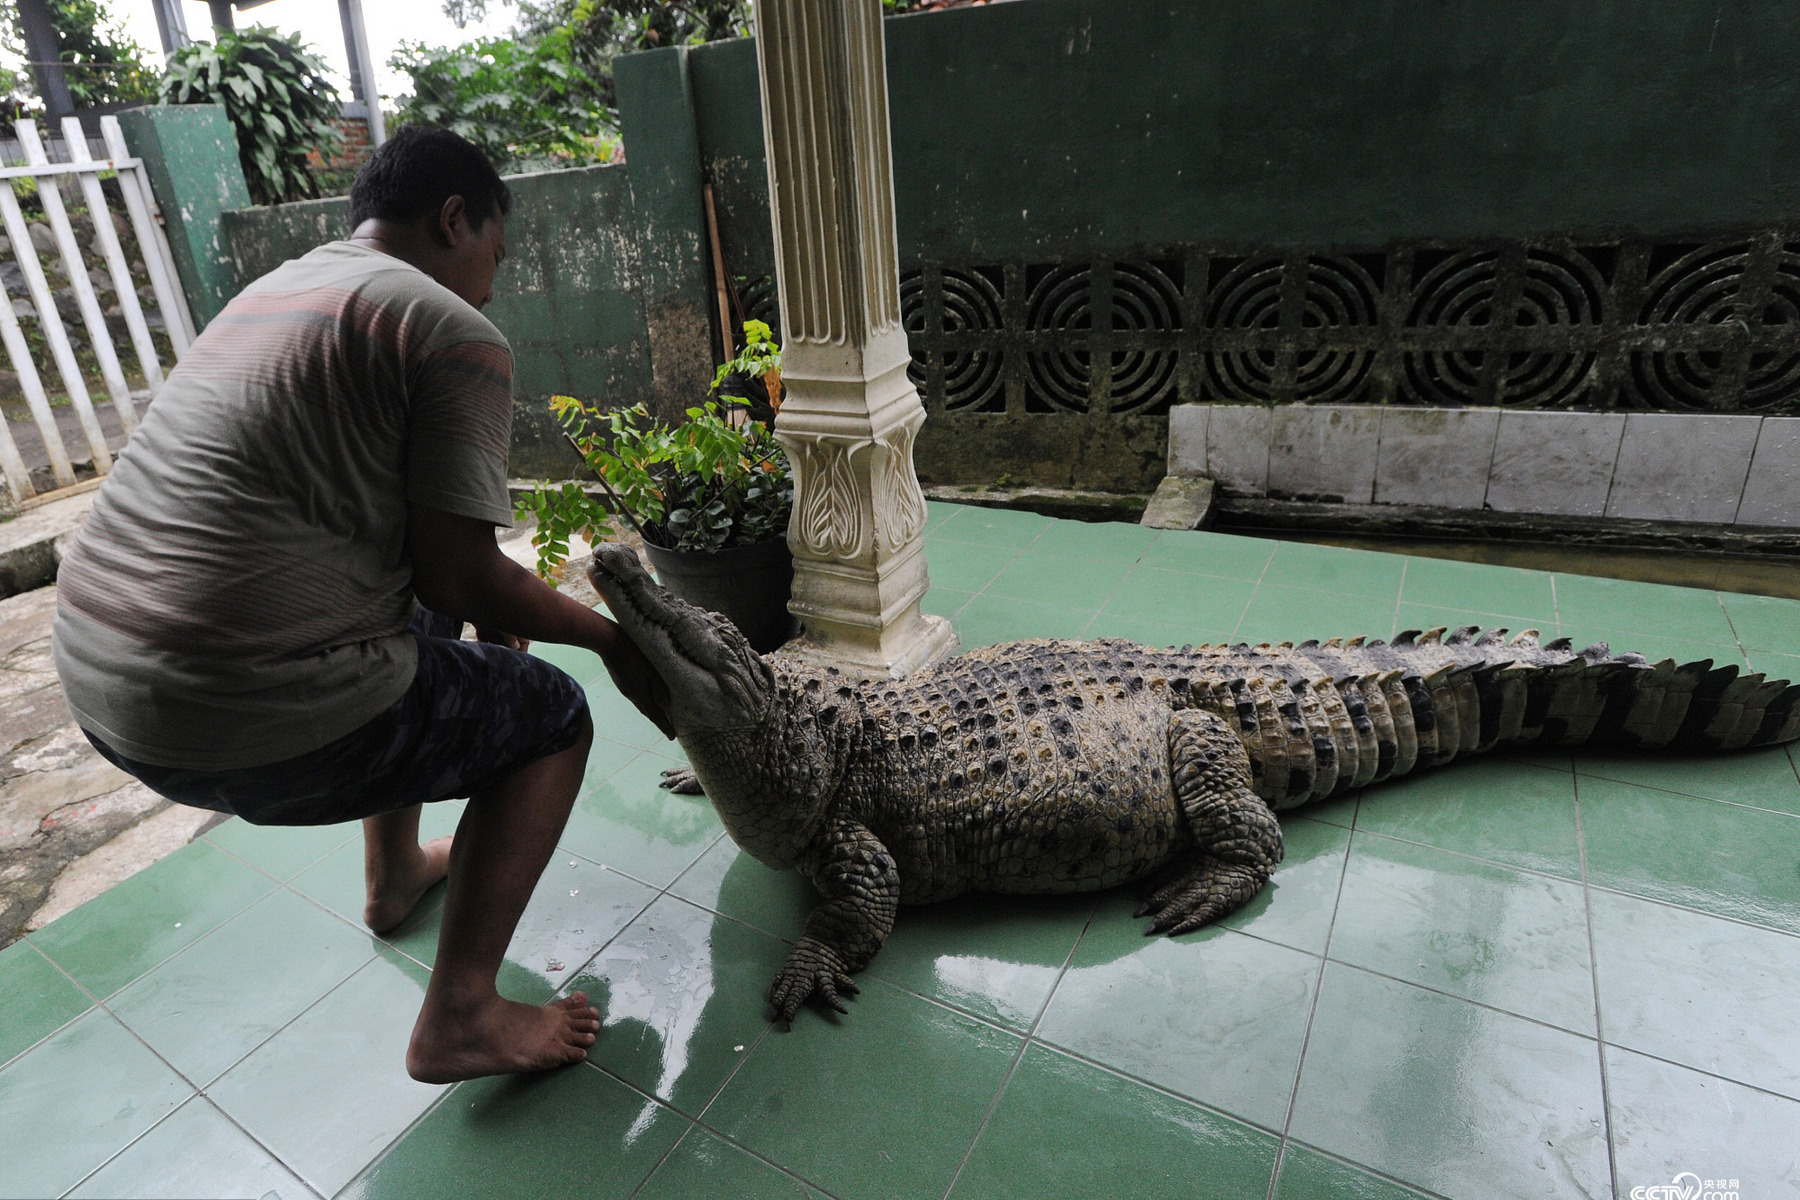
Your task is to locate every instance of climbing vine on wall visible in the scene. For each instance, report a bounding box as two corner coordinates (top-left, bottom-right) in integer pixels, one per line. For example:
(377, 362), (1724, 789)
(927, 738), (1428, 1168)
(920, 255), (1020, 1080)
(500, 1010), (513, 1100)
(161, 27), (342, 206)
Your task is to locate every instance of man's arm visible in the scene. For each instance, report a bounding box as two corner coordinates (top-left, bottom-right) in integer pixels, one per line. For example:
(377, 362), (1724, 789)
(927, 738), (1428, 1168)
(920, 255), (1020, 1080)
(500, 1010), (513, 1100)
(405, 504), (674, 738)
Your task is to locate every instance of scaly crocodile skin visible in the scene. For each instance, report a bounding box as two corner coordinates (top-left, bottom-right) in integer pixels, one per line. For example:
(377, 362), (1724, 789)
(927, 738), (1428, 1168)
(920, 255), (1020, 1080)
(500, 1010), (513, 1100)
(587, 548), (1800, 1022)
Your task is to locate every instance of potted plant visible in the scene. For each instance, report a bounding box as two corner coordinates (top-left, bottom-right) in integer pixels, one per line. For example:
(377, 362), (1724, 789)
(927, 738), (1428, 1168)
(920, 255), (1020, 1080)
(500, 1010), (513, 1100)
(517, 322), (799, 652)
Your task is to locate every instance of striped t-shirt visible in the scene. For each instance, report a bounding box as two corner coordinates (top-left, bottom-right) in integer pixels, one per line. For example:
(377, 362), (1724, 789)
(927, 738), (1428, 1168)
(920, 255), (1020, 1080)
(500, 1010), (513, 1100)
(53, 241), (515, 770)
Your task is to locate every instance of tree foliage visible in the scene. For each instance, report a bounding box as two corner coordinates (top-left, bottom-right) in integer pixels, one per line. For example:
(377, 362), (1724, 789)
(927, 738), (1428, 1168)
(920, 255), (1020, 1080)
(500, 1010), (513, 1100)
(391, 0), (748, 172)
(389, 23), (618, 173)
(0, 0), (157, 110)
(161, 27), (343, 207)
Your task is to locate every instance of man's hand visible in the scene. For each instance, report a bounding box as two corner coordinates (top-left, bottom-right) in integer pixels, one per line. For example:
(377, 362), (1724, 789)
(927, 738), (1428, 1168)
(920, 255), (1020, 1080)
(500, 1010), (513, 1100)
(597, 624), (676, 740)
(407, 505), (676, 739)
(474, 626), (529, 652)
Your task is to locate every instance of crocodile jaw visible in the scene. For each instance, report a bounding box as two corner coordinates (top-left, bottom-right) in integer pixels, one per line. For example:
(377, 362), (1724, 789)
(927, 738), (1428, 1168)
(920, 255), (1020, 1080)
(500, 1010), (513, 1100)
(587, 543), (776, 736)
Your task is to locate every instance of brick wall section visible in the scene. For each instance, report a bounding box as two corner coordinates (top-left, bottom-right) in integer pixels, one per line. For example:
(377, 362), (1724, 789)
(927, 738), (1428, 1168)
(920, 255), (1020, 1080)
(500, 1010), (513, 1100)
(307, 118), (372, 173)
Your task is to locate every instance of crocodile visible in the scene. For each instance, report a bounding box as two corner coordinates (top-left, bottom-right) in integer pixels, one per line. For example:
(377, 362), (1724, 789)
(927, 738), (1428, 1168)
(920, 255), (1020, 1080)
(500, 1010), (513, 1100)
(586, 544), (1800, 1022)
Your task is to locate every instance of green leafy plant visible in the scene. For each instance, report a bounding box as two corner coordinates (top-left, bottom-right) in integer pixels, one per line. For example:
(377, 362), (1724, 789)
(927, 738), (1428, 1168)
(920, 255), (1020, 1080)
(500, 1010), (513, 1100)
(397, 0), (746, 172)
(710, 317), (782, 412)
(160, 27), (342, 206)
(389, 25), (619, 173)
(517, 398), (793, 578)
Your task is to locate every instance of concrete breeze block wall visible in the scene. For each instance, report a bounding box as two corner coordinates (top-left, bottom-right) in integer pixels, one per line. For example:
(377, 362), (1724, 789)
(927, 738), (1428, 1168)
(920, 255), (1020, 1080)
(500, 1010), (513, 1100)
(1168, 404), (1800, 528)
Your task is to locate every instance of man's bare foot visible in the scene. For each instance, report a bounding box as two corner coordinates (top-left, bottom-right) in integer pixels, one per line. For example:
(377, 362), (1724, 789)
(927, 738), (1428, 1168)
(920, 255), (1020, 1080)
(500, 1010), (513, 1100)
(406, 991), (601, 1083)
(365, 836), (454, 932)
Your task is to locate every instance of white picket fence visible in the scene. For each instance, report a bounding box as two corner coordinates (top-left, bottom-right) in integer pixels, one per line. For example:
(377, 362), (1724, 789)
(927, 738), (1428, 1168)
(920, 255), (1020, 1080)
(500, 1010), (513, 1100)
(0, 115), (196, 507)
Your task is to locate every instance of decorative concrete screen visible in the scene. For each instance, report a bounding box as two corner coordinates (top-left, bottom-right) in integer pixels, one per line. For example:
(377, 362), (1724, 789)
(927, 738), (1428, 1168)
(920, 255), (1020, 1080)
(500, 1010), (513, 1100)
(1167, 404), (1799, 528)
(891, 229), (1800, 418)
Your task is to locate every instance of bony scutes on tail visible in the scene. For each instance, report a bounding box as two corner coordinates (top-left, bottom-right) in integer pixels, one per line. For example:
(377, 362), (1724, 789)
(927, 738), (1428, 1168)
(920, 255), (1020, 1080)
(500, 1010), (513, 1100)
(586, 544), (1800, 1023)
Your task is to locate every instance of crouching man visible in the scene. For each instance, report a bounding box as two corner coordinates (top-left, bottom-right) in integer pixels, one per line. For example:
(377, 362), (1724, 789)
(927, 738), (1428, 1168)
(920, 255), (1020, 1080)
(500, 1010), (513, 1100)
(50, 126), (672, 1083)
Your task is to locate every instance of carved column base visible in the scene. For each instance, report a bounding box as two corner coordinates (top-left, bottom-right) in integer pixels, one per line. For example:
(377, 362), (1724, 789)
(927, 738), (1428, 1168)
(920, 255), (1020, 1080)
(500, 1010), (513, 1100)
(773, 342), (959, 680)
(773, 537), (959, 679)
(774, 613), (957, 681)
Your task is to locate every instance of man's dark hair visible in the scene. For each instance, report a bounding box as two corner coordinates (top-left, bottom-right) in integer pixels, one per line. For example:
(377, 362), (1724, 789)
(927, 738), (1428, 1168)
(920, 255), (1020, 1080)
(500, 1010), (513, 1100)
(348, 126), (512, 230)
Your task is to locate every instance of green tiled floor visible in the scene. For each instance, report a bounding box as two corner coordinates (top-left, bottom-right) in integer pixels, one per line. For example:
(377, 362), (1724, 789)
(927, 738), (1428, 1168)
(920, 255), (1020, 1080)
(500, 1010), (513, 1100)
(5, 501), (1800, 1199)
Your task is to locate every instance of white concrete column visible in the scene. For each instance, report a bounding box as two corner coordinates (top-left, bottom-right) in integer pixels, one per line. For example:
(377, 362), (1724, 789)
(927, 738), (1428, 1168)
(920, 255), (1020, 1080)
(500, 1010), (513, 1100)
(752, 0), (956, 678)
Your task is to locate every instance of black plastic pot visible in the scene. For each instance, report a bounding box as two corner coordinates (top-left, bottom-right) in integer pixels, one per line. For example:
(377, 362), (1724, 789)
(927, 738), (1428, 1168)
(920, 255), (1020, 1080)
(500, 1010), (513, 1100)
(640, 537), (801, 654)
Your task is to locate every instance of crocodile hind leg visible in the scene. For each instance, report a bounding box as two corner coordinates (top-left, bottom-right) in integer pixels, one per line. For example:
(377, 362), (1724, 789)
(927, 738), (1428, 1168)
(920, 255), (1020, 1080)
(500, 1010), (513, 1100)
(657, 765), (704, 794)
(1136, 709), (1285, 936)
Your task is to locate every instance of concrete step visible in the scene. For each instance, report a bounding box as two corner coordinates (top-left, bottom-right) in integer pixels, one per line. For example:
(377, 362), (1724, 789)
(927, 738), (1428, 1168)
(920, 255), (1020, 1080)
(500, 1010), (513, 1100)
(0, 485), (96, 598)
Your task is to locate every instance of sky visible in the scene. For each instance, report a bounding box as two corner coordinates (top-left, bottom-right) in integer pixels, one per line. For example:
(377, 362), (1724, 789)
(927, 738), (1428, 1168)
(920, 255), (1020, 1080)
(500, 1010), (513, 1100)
(115, 0), (515, 104)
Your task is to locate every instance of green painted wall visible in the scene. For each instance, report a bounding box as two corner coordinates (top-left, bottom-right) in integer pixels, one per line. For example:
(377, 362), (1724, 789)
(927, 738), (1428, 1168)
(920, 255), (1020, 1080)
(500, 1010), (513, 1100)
(674, 0), (1800, 491)
(221, 163), (652, 480)
(695, 1), (1800, 262)
(881, 0), (1800, 258)
(117, 104), (252, 329)
(614, 48), (719, 418)
(689, 37), (775, 294)
(218, 0), (1800, 492)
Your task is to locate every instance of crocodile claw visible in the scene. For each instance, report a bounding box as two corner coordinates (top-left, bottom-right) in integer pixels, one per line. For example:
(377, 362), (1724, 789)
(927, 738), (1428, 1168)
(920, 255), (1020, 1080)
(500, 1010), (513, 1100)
(1136, 858), (1273, 938)
(768, 942), (859, 1023)
(658, 765), (704, 795)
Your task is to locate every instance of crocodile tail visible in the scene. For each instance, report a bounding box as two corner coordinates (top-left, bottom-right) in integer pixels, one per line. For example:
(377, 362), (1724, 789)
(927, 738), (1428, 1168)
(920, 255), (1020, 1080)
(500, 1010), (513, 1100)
(1285, 624), (1799, 783)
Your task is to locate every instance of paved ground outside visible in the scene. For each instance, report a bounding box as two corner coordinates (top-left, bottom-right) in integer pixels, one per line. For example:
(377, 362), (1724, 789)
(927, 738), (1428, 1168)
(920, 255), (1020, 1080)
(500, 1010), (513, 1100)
(2, 503), (1798, 1199)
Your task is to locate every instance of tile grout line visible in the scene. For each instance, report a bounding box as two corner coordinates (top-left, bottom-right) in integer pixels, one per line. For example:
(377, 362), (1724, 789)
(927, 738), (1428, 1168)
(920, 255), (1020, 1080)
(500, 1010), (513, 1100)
(1226, 539), (1278, 642)
(1557, 767), (1800, 820)
(103, 828), (682, 1200)
(612, 1020), (852, 1200)
(1390, 555), (1409, 640)
(1264, 795), (1357, 1200)
(1335, 818), (1800, 944)
(1571, 771), (1621, 1200)
(25, 949), (225, 1200)
(1717, 587), (1749, 671)
(335, 830), (719, 1200)
(1603, 1039), (1800, 1107)
(1270, 949), (1607, 1044)
(930, 513), (1045, 606)
(936, 897), (1103, 1200)
(26, 833), (298, 1009)
(203, 825), (360, 888)
(620, 1120), (703, 1200)
(56, 1092), (329, 1200)
(1075, 532), (1161, 639)
(330, 1080), (469, 1197)
(1277, 1137), (1456, 1200)
(0, 940), (97, 1074)
(35, 936), (335, 1200)
(542, 843), (727, 1005)
(621, 1021), (819, 1200)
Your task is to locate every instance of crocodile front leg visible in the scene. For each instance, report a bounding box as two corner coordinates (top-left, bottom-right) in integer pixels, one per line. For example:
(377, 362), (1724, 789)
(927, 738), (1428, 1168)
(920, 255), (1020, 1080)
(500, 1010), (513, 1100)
(769, 815), (900, 1022)
(1136, 708), (1285, 936)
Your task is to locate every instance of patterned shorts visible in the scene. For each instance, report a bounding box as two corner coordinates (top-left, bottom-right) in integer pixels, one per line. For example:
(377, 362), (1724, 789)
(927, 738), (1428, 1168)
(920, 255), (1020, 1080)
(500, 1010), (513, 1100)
(83, 609), (591, 825)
